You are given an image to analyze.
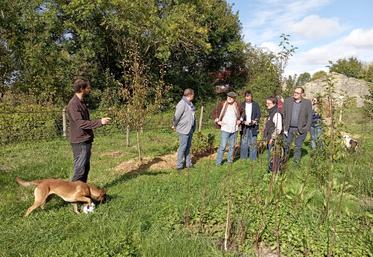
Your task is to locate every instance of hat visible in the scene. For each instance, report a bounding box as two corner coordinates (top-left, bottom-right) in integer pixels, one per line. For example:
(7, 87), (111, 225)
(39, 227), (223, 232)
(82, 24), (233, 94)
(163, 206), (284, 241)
(227, 91), (237, 98)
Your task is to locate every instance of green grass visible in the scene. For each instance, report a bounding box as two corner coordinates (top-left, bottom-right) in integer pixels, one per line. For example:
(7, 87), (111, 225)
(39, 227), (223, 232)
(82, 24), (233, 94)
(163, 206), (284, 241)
(0, 119), (372, 256)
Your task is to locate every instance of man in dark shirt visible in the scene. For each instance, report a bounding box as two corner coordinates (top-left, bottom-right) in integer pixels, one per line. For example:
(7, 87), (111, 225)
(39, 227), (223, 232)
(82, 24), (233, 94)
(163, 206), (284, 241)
(67, 79), (111, 182)
(283, 87), (312, 163)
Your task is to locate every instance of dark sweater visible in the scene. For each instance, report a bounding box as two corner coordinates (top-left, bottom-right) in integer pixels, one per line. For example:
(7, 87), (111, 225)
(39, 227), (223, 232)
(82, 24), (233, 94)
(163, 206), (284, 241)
(67, 95), (102, 143)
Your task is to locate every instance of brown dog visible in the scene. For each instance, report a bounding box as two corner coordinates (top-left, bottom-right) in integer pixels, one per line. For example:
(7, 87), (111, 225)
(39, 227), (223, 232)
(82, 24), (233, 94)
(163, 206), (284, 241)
(16, 177), (106, 217)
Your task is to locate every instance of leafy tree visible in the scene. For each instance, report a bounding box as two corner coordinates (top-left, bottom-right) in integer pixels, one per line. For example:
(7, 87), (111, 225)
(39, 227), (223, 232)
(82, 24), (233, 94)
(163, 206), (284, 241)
(0, 0), (246, 105)
(283, 74), (297, 97)
(312, 70), (327, 80)
(329, 57), (364, 79)
(244, 44), (279, 105)
(296, 72), (311, 86)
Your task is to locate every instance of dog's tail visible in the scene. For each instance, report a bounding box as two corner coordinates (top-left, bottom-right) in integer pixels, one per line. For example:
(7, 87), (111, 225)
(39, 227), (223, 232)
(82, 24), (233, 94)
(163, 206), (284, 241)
(16, 177), (41, 187)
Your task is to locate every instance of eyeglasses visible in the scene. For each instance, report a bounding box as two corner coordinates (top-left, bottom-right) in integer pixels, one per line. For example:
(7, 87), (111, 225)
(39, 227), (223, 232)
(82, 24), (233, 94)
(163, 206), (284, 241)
(293, 91), (302, 94)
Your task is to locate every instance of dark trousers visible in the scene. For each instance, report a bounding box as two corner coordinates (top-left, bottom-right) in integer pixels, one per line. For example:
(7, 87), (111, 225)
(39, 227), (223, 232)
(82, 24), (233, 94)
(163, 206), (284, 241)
(71, 141), (92, 182)
(284, 127), (307, 161)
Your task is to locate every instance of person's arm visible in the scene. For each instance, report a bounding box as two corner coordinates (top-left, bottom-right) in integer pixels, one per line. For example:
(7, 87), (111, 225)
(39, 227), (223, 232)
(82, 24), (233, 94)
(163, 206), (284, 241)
(173, 101), (185, 128)
(68, 104), (103, 129)
(272, 113), (282, 139)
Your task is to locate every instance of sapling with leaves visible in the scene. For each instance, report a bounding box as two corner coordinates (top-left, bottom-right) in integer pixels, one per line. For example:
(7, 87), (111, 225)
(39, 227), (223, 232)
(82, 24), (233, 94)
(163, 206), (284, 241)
(117, 42), (169, 162)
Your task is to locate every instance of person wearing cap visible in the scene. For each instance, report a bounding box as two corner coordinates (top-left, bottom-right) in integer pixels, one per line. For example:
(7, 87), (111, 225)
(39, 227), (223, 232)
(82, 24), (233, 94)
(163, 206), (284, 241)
(239, 90), (261, 160)
(212, 91), (242, 166)
(172, 88), (196, 170)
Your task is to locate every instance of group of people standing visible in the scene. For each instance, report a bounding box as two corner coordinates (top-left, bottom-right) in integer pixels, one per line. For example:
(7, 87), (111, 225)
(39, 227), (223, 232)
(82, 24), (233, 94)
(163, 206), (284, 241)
(173, 87), (323, 171)
(65, 79), (322, 183)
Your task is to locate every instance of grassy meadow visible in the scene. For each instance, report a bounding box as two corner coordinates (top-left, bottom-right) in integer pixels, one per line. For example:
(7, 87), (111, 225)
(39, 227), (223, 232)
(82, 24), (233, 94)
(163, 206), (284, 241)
(0, 109), (372, 257)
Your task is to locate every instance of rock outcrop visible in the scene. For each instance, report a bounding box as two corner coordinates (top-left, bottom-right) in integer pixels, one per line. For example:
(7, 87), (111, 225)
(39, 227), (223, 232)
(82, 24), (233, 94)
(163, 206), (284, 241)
(302, 72), (370, 107)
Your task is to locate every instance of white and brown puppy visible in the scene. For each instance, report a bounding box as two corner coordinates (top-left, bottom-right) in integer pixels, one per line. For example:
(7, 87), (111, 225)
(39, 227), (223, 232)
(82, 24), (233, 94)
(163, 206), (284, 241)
(16, 177), (106, 217)
(341, 133), (359, 152)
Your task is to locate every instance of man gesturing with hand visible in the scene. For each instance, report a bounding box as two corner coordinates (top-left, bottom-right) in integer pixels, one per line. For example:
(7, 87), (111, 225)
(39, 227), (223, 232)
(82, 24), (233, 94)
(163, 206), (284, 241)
(67, 78), (111, 182)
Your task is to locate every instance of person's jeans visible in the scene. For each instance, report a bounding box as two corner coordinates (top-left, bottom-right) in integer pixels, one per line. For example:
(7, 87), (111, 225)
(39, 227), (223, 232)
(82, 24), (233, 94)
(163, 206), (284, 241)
(310, 126), (322, 149)
(71, 141), (92, 182)
(216, 131), (237, 165)
(177, 130), (194, 169)
(240, 128), (257, 160)
(284, 127), (307, 161)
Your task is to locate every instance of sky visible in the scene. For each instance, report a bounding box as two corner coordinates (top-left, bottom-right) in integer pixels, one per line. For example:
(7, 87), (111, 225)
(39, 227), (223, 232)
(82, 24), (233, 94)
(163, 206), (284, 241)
(227, 0), (373, 76)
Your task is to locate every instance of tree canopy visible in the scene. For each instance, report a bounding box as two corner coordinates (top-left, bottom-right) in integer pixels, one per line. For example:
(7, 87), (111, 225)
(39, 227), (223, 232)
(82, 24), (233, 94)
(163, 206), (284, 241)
(0, 0), (247, 105)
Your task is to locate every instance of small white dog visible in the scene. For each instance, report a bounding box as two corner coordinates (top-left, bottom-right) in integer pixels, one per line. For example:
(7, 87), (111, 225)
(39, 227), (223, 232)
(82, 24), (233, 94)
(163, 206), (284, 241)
(342, 133), (358, 151)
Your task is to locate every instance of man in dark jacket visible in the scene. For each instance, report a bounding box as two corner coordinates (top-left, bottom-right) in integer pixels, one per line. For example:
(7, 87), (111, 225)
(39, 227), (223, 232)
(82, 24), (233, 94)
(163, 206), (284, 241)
(67, 79), (111, 182)
(239, 90), (261, 160)
(283, 87), (312, 163)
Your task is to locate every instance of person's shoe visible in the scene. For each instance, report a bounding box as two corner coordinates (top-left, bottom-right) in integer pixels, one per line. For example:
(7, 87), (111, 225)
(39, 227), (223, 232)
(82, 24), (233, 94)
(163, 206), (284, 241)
(186, 165), (195, 169)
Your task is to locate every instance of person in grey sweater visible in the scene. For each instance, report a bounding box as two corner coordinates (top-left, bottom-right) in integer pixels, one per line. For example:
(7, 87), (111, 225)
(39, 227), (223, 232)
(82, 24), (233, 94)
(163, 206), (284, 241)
(172, 88), (196, 170)
(283, 87), (312, 163)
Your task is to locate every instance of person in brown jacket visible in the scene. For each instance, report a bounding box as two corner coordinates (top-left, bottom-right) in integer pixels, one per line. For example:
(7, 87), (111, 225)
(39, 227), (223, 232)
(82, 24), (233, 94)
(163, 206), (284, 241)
(212, 92), (242, 166)
(67, 79), (111, 182)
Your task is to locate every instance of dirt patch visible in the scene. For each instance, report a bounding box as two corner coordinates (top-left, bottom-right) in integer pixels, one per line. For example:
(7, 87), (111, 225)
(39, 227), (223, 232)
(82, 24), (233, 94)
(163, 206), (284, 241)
(115, 153), (177, 173)
(115, 151), (216, 173)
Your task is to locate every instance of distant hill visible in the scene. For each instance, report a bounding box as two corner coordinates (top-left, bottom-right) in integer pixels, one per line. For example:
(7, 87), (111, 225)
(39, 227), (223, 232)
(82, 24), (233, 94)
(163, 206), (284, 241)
(303, 72), (370, 107)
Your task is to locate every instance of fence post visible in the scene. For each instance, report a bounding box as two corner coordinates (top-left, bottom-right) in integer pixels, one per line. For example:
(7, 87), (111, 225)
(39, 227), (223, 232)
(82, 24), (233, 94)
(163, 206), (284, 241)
(126, 125), (130, 147)
(198, 105), (204, 132)
(62, 107), (67, 137)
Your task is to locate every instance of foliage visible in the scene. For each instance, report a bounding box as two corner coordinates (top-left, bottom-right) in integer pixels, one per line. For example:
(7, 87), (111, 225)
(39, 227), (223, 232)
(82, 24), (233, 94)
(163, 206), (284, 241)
(191, 131), (215, 156)
(364, 63), (373, 83)
(312, 70), (327, 80)
(283, 74), (297, 97)
(0, 116), (372, 256)
(0, 0), (245, 105)
(242, 34), (296, 109)
(296, 72), (311, 86)
(329, 57), (364, 79)
(0, 94), (61, 145)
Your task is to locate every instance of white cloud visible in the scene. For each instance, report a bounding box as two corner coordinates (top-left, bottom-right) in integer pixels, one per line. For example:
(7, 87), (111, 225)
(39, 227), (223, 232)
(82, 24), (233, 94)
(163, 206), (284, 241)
(244, 0), (333, 44)
(260, 41), (282, 53)
(290, 15), (344, 39)
(343, 28), (373, 48)
(285, 28), (373, 75)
